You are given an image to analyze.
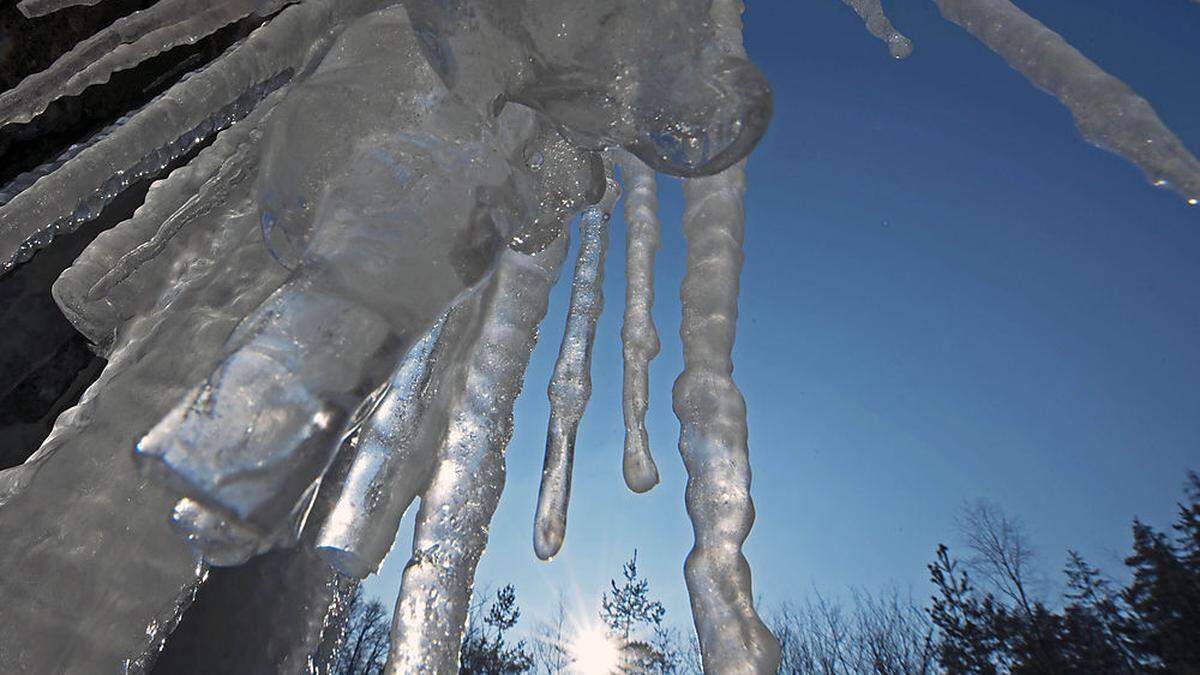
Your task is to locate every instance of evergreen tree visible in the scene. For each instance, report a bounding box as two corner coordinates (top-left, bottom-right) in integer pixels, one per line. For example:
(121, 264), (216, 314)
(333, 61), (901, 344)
(1175, 472), (1200, 576)
(928, 544), (1004, 674)
(927, 471), (1200, 675)
(1122, 517), (1200, 672)
(601, 550), (669, 671)
(1060, 551), (1136, 674)
(460, 585), (534, 674)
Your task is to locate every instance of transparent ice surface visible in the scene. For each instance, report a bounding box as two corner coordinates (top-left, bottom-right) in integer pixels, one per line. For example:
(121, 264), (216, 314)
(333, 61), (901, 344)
(839, 0), (914, 59)
(533, 167), (619, 561)
(390, 237), (568, 673)
(8, 0), (1188, 671)
(935, 0), (1200, 204)
(618, 150), (663, 494)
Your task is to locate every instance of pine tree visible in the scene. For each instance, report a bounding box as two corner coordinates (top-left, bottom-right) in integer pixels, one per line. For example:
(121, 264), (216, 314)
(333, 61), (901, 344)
(1119, 474), (1200, 674)
(1060, 551), (1136, 674)
(927, 544), (1004, 674)
(460, 585), (534, 674)
(601, 550), (669, 671)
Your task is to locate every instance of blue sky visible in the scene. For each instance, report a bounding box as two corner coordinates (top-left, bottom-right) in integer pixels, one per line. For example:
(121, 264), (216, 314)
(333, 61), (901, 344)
(367, 0), (1200, 635)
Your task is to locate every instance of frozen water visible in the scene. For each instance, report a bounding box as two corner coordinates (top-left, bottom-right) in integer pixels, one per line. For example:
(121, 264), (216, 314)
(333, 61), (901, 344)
(618, 151), (663, 494)
(3, 0), (1192, 672)
(314, 316), (446, 579)
(935, 0), (1200, 204)
(391, 236), (569, 672)
(839, 0), (914, 59)
(533, 165), (619, 561)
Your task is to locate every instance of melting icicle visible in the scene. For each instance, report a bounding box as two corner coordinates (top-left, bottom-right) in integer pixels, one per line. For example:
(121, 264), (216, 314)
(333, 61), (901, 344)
(673, 0), (780, 672)
(677, 164), (780, 675)
(935, 0), (1200, 205)
(314, 315), (448, 579)
(839, 0), (914, 59)
(533, 169), (620, 561)
(390, 237), (568, 673)
(0, 0), (292, 126)
(617, 151), (662, 493)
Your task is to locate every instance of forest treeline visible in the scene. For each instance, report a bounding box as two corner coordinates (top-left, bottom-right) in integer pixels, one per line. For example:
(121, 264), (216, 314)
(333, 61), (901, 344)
(331, 471), (1200, 674)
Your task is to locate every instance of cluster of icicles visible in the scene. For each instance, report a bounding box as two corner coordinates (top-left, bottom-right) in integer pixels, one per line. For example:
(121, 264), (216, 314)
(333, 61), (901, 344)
(0, 0), (1196, 673)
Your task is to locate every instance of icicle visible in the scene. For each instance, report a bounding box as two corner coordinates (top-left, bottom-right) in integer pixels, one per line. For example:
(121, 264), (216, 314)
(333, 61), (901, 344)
(389, 236), (569, 673)
(85, 89), (288, 303)
(0, 0), (343, 275)
(0, 0), (291, 126)
(617, 151), (662, 493)
(838, 0), (913, 58)
(18, 0), (107, 18)
(673, 1), (780, 672)
(314, 314), (449, 579)
(0, 51), (219, 209)
(676, 164), (779, 675)
(935, 0), (1200, 205)
(52, 85), (285, 348)
(533, 168), (620, 561)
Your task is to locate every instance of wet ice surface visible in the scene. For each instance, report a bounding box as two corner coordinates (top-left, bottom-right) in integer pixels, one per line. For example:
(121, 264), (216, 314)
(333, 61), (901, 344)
(0, 0), (1196, 671)
(618, 151), (663, 494)
(533, 169), (619, 562)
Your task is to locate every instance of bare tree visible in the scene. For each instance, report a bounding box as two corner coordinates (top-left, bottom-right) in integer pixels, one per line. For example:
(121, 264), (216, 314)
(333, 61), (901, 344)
(848, 589), (936, 675)
(772, 594), (851, 674)
(770, 589), (935, 675)
(956, 499), (1041, 618)
(331, 587), (389, 675)
(532, 590), (570, 675)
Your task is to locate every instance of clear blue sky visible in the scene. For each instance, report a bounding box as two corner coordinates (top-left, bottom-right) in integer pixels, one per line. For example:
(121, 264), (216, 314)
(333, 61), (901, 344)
(367, 0), (1200, 635)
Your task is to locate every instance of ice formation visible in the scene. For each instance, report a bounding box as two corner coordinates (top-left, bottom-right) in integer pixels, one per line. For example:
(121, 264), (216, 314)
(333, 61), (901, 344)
(0, 0), (1196, 672)
(934, 0), (1200, 204)
(618, 151), (663, 494)
(839, 0), (914, 59)
(534, 168), (619, 561)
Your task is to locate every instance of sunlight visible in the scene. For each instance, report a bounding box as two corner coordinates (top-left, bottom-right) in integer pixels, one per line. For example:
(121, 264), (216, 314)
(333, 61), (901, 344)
(567, 625), (621, 675)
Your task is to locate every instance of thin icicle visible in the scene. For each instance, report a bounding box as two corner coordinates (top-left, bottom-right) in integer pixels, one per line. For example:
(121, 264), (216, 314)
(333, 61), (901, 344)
(0, 0), (345, 275)
(18, 0), (107, 18)
(617, 151), (661, 494)
(673, 0), (780, 672)
(533, 169), (620, 561)
(389, 237), (568, 674)
(0, 0), (291, 126)
(935, 0), (1200, 205)
(839, 0), (913, 58)
(314, 314), (449, 579)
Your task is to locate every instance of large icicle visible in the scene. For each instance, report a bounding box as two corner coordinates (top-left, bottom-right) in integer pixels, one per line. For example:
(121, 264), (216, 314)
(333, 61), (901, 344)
(673, 0), (780, 672)
(677, 167), (779, 675)
(617, 151), (662, 494)
(314, 314), (450, 579)
(389, 236), (569, 673)
(533, 171), (620, 561)
(0, 0), (291, 126)
(0, 0), (343, 275)
(935, 0), (1200, 204)
(839, 0), (913, 58)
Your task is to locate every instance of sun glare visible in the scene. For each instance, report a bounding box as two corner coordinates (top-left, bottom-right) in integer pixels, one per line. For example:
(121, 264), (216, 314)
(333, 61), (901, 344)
(568, 625), (621, 675)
